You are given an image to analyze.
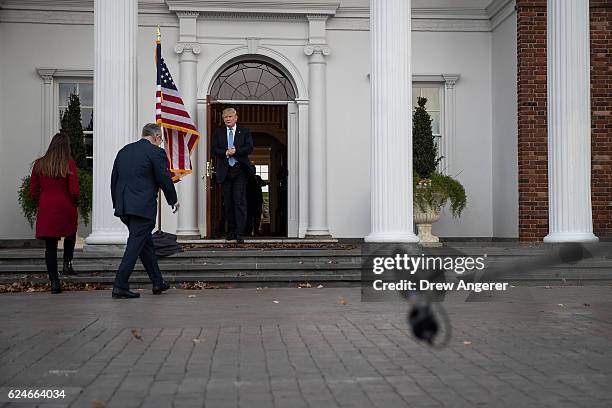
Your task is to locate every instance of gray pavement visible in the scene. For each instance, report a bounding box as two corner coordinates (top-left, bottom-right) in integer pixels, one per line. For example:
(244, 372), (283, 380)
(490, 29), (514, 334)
(0, 286), (611, 407)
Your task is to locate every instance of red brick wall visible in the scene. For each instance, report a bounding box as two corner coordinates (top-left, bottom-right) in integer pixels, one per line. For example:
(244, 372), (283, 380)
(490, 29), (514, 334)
(516, 0), (612, 241)
(590, 1), (612, 238)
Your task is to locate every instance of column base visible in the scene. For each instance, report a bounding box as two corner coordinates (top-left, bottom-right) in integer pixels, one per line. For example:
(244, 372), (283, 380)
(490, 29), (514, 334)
(543, 231), (599, 243)
(85, 229), (128, 245)
(176, 229), (201, 240)
(364, 231), (420, 243)
(305, 227), (332, 237)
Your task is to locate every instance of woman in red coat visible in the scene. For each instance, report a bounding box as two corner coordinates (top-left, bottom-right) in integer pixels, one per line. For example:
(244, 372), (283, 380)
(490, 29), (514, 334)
(30, 133), (80, 294)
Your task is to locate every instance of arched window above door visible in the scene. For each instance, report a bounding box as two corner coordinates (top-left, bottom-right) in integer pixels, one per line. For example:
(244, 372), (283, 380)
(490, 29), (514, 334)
(210, 61), (296, 101)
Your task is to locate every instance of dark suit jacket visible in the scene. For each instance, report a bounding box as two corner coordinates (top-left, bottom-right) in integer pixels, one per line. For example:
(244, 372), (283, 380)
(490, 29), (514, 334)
(212, 125), (254, 183)
(111, 139), (177, 221)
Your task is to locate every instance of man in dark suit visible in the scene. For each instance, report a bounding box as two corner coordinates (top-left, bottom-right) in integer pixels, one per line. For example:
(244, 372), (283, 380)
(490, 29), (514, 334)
(110, 123), (179, 299)
(213, 108), (254, 243)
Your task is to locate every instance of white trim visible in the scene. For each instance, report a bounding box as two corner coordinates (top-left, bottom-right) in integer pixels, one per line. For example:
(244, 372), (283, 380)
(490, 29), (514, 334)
(412, 74), (461, 176)
(198, 46), (308, 100)
(166, 0), (339, 15)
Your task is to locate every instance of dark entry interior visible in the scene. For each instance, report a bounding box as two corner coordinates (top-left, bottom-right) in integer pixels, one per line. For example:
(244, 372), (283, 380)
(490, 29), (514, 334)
(208, 103), (288, 238)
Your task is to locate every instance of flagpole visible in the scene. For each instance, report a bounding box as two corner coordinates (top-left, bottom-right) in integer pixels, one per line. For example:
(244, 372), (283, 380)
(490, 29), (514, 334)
(156, 25), (162, 233)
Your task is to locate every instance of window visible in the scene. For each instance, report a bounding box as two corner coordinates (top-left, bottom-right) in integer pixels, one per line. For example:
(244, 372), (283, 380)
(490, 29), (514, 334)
(412, 85), (442, 136)
(210, 61), (296, 101)
(57, 81), (94, 169)
(255, 164), (270, 224)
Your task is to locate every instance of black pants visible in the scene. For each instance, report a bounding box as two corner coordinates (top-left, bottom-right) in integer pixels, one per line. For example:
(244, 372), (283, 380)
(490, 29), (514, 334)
(223, 165), (248, 237)
(43, 234), (76, 281)
(114, 215), (163, 290)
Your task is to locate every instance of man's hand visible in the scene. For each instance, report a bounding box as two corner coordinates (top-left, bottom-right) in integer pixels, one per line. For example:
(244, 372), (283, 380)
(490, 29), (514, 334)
(228, 147), (236, 156)
(172, 202), (180, 213)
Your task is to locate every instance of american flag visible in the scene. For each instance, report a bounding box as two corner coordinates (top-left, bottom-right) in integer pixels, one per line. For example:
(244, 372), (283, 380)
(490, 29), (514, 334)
(155, 36), (199, 182)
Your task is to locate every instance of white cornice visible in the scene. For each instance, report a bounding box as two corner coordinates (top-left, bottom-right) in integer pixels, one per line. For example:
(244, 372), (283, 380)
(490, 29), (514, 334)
(37, 68), (93, 77)
(488, 0), (516, 30)
(1, 0), (516, 32)
(166, 0), (339, 15)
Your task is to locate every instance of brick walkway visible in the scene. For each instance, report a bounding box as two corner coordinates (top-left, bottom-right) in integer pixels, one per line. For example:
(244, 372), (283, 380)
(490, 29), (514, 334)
(0, 286), (611, 407)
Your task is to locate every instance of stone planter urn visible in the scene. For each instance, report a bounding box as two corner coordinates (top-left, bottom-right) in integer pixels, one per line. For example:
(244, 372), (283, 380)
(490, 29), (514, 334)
(413, 204), (441, 243)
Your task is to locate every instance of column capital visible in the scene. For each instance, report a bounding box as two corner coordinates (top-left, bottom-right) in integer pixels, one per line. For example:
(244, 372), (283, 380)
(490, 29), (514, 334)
(304, 44), (331, 57)
(174, 42), (202, 55)
(36, 68), (56, 83)
(176, 11), (200, 19)
(442, 74), (460, 88)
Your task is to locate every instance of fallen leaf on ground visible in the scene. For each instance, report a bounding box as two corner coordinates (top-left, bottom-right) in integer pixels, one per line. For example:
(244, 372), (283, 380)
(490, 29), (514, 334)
(131, 329), (143, 340)
(91, 399), (105, 407)
(298, 282), (312, 288)
(317, 285), (324, 288)
(188, 294), (197, 298)
(558, 303), (564, 307)
(273, 300), (280, 304)
(339, 297), (347, 305)
(193, 338), (204, 344)
(463, 341), (472, 345)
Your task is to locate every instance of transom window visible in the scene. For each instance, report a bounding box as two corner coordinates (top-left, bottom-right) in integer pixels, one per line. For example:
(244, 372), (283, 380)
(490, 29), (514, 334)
(58, 81), (93, 169)
(413, 85), (442, 136)
(210, 61), (296, 101)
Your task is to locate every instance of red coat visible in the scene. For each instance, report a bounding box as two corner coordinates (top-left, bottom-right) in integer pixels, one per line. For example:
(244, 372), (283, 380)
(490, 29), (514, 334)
(30, 160), (80, 238)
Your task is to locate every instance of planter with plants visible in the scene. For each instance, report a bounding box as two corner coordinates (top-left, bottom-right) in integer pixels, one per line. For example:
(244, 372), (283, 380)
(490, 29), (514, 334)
(412, 96), (466, 242)
(18, 92), (93, 232)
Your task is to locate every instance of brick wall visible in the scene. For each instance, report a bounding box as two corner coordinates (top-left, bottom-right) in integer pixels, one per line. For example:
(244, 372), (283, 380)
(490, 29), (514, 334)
(516, 0), (611, 241)
(590, 0), (612, 239)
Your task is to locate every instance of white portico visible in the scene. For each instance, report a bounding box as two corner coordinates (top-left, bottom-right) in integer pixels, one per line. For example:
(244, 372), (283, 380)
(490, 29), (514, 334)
(0, 0), (604, 244)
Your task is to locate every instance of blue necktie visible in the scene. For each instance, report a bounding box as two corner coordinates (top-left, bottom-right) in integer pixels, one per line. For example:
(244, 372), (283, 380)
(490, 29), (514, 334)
(228, 129), (237, 167)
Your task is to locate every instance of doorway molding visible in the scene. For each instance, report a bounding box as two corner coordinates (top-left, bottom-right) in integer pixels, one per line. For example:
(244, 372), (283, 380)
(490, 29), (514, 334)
(197, 48), (308, 237)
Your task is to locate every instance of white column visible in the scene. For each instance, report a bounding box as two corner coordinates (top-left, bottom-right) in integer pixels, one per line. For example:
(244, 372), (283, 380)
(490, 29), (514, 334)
(304, 44), (331, 237)
(365, 0), (419, 243)
(86, 0), (138, 245)
(174, 40), (201, 238)
(36, 68), (56, 155)
(296, 99), (310, 238)
(544, 0), (598, 243)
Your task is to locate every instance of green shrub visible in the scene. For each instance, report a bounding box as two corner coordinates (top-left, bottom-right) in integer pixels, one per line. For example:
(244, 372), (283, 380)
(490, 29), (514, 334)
(17, 170), (93, 229)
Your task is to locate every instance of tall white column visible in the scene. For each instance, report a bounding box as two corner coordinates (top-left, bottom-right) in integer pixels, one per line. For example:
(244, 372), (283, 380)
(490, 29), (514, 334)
(174, 40), (201, 238)
(543, 0), (598, 243)
(86, 0), (138, 245)
(304, 16), (331, 237)
(365, 0), (419, 243)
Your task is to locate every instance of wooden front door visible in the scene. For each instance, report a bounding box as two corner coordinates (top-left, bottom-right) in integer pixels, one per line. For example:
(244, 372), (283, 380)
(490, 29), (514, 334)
(206, 103), (288, 238)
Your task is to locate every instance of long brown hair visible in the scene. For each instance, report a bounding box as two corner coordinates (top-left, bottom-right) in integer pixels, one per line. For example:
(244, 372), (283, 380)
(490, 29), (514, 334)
(35, 133), (72, 178)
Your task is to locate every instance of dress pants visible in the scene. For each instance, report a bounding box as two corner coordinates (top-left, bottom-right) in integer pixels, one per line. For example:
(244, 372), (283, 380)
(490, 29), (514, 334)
(43, 234), (76, 281)
(114, 215), (163, 290)
(223, 165), (248, 237)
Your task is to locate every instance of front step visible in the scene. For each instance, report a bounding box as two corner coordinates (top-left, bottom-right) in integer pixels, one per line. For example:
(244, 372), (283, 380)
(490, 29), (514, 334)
(0, 243), (610, 285)
(0, 246), (362, 284)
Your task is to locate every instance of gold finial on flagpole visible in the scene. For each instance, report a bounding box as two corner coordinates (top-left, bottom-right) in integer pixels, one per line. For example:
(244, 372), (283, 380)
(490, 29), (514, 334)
(156, 25), (161, 42)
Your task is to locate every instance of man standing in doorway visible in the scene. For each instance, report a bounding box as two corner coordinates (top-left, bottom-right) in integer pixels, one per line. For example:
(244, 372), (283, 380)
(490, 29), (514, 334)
(213, 108), (254, 243)
(110, 123), (179, 299)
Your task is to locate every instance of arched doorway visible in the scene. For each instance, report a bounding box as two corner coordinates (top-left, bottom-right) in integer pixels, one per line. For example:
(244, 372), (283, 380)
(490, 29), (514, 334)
(205, 60), (296, 238)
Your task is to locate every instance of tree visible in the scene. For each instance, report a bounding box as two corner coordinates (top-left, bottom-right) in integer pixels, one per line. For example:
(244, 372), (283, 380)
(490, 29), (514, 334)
(412, 96), (442, 178)
(60, 92), (87, 169)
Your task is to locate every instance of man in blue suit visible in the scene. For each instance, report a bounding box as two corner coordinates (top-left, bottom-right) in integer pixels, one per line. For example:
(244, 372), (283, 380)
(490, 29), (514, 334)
(110, 123), (179, 299)
(212, 108), (254, 243)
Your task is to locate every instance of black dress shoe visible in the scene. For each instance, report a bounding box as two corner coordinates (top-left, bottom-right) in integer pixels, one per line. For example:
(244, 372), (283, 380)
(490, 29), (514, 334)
(152, 281), (170, 295)
(62, 261), (77, 276)
(112, 287), (141, 299)
(50, 280), (62, 294)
